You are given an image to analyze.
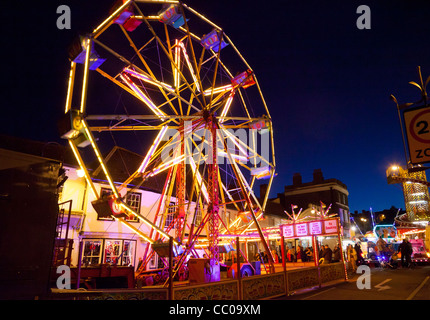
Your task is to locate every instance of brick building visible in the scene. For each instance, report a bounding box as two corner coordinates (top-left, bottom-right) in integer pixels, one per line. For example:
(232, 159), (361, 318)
(277, 169), (351, 238)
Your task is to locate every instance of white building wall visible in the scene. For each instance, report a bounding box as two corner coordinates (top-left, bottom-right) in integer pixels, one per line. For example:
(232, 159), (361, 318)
(59, 166), (283, 270)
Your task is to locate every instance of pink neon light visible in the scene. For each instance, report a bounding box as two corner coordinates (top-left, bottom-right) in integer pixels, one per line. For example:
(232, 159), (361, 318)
(189, 158), (209, 203)
(178, 41), (200, 92)
(138, 126), (168, 173)
(123, 67), (174, 92)
(120, 74), (165, 119)
(219, 91), (235, 123)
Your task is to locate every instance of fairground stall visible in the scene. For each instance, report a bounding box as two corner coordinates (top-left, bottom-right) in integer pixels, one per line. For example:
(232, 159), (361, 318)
(279, 207), (346, 270)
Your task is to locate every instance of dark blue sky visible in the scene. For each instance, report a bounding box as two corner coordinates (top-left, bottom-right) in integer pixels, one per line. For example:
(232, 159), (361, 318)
(2, 0), (429, 213)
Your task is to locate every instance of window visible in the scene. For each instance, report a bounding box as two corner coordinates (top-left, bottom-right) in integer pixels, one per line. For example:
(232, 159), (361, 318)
(165, 202), (175, 228)
(122, 240), (135, 266)
(124, 192), (141, 222)
(82, 239), (102, 265)
(104, 239), (122, 264)
(82, 238), (136, 267)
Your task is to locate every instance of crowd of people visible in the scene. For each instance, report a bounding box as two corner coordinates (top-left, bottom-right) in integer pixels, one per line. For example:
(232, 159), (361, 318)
(253, 237), (415, 271)
(374, 236), (414, 268)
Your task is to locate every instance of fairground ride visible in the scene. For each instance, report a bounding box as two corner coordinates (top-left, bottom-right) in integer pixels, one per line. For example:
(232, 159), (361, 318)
(388, 67), (430, 226)
(59, 0), (276, 283)
(387, 165), (430, 223)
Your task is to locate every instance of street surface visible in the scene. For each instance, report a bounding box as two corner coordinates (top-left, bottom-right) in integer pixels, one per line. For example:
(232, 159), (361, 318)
(278, 265), (430, 300)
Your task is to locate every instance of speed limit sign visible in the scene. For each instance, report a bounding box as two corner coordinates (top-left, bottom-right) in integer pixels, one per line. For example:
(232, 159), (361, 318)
(404, 106), (430, 164)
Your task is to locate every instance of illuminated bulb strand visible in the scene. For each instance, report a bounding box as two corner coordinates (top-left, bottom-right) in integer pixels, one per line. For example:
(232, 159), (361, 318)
(189, 129), (247, 162)
(221, 125), (271, 167)
(113, 217), (154, 243)
(145, 153), (185, 178)
(202, 84), (233, 96)
(174, 39), (181, 89)
(68, 140), (99, 199)
(118, 202), (177, 244)
(80, 38), (92, 114)
(123, 67), (175, 93)
(82, 121), (119, 199)
(188, 155), (209, 203)
(219, 91), (235, 123)
(284, 206), (304, 223)
(177, 41), (200, 92)
(203, 84), (235, 120)
(64, 61), (76, 113)
(221, 127), (248, 159)
(91, 0), (132, 36)
(138, 126), (168, 173)
(120, 74), (166, 120)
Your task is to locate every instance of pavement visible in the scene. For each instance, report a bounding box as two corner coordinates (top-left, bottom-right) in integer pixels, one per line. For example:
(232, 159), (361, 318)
(275, 264), (430, 300)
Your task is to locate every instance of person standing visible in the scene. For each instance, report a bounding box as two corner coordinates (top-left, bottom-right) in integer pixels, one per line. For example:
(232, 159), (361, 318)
(354, 242), (364, 265)
(347, 244), (357, 272)
(305, 246), (313, 261)
(296, 246), (303, 262)
(399, 239), (408, 267)
(332, 244), (341, 262)
(406, 239), (413, 267)
(376, 236), (387, 259)
(321, 245), (332, 264)
(400, 239), (413, 268)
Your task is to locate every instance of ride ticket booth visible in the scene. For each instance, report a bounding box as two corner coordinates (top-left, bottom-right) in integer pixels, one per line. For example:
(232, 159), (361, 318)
(279, 217), (346, 270)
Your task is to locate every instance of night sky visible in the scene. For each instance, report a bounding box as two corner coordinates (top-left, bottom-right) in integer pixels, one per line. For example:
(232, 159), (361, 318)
(2, 0), (430, 213)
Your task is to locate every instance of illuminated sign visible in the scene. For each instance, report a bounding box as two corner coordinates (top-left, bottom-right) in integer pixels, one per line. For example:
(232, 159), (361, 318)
(295, 223), (308, 237)
(280, 218), (339, 238)
(324, 219), (338, 234)
(282, 224), (294, 238)
(373, 225), (397, 239)
(309, 221), (322, 235)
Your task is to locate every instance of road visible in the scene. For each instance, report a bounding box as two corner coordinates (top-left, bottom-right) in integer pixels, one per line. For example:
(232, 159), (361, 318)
(279, 265), (430, 300)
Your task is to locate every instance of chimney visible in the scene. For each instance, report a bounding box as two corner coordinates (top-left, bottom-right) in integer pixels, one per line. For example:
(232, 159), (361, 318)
(313, 169), (324, 183)
(293, 173), (302, 186)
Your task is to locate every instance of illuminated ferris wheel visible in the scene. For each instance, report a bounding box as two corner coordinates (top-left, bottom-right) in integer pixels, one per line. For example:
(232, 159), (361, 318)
(60, 0), (276, 272)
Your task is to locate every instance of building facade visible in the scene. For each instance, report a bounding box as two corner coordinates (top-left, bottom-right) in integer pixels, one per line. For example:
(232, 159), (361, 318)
(277, 169), (351, 238)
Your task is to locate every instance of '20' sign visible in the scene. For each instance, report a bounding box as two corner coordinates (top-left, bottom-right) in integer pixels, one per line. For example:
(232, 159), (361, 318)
(404, 107), (430, 164)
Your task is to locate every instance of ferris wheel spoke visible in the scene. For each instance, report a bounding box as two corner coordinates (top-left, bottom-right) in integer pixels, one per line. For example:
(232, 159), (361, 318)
(135, 6), (206, 110)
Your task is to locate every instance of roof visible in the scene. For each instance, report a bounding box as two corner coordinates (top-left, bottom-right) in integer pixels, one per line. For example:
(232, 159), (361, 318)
(0, 134), (77, 166)
(262, 198), (286, 219)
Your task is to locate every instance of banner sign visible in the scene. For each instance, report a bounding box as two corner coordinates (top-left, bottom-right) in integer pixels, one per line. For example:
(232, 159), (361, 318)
(280, 219), (338, 238)
(295, 223), (308, 237)
(281, 224), (294, 238)
(324, 219), (338, 234)
(373, 225), (397, 239)
(309, 221), (322, 235)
